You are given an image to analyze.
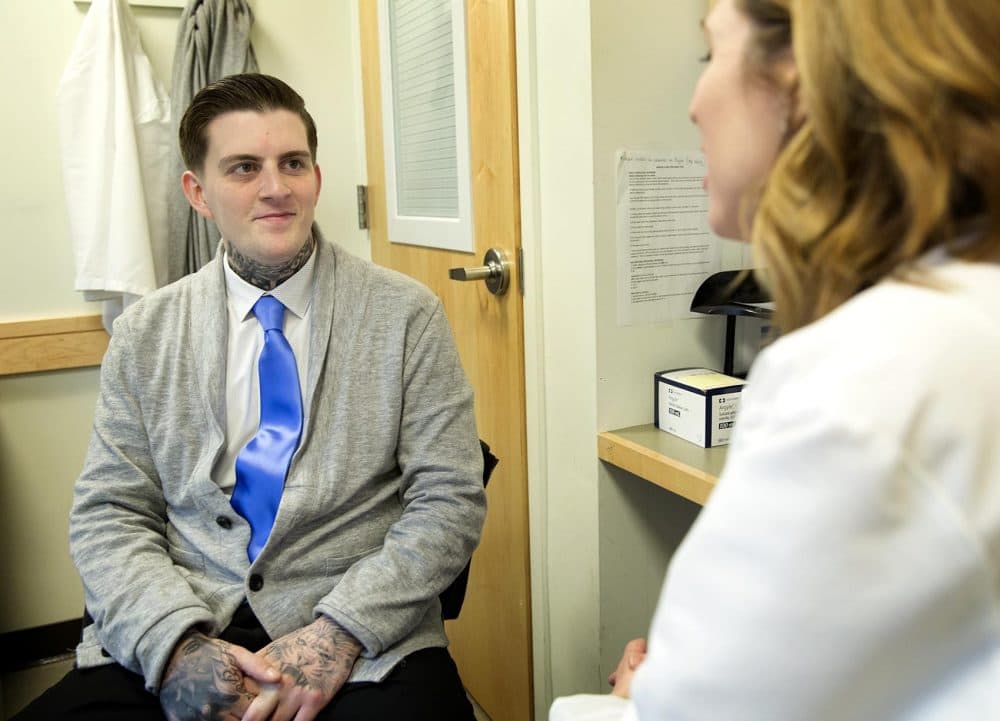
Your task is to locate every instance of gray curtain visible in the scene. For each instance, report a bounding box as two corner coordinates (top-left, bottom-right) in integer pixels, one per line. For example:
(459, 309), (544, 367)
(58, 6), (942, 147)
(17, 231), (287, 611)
(167, 0), (258, 283)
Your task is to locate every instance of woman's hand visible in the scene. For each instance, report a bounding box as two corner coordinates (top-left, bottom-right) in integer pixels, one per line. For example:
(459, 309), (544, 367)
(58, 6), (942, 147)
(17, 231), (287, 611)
(608, 638), (647, 698)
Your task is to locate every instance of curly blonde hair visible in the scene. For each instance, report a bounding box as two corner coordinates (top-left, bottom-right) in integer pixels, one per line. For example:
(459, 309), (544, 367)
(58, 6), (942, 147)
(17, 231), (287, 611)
(751, 0), (1000, 333)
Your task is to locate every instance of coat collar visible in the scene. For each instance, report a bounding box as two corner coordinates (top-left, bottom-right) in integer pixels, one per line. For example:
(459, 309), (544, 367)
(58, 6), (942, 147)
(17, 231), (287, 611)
(189, 252), (229, 441)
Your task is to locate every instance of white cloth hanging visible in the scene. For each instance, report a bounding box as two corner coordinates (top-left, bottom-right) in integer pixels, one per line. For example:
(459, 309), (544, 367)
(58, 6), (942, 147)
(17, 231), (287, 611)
(57, 0), (171, 332)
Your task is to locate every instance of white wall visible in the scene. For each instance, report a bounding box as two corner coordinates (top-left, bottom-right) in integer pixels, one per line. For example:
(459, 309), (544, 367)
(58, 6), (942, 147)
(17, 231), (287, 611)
(592, 0), (745, 433)
(252, 0), (369, 259)
(1, 1), (105, 321)
(590, 0), (724, 683)
(0, 0), (366, 634)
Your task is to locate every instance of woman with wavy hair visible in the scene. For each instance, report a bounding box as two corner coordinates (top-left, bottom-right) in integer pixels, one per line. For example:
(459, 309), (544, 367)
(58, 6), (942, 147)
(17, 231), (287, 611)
(552, 0), (998, 719)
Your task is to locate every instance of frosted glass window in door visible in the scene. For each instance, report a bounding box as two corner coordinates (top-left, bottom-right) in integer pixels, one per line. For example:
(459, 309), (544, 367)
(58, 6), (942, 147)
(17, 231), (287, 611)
(378, 0), (474, 251)
(389, 0), (458, 217)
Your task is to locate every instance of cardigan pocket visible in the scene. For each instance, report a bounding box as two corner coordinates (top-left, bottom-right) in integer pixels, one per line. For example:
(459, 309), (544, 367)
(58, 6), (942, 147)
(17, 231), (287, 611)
(325, 544), (382, 575)
(168, 543), (206, 576)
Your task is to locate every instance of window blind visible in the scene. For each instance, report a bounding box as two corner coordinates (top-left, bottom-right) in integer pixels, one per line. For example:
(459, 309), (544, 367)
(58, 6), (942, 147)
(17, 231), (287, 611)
(387, 0), (460, 218)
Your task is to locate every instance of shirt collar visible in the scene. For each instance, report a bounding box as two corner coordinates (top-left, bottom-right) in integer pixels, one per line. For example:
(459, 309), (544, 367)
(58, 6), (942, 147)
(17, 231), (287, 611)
(223, 244), (317, 322)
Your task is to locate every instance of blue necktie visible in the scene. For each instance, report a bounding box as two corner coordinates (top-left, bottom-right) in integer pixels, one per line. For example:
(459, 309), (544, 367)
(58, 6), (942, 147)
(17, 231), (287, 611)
(231, 296), (303, 561)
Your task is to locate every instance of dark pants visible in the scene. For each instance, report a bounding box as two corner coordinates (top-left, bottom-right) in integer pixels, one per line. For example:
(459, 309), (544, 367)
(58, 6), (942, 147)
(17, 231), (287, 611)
(11, 607), (475, 721)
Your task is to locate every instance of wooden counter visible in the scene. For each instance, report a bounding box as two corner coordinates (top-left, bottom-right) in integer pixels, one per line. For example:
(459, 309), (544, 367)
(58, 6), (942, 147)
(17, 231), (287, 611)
(597, 424), (727, 506)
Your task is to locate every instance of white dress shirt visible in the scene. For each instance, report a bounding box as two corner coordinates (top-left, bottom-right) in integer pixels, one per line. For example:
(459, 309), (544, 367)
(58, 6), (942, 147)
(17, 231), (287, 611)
(551, 255), (1000, 721)
(212, 249), (317, 493)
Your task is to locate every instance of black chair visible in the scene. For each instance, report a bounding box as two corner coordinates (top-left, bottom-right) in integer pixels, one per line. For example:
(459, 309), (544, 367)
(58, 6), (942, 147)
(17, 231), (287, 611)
(439, 439), (499, 620)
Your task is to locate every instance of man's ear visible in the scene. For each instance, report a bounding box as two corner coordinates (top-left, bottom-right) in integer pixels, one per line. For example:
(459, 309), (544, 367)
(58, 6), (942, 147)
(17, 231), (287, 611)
(181, 170), (213, 219)
(314, 163), (323, 200)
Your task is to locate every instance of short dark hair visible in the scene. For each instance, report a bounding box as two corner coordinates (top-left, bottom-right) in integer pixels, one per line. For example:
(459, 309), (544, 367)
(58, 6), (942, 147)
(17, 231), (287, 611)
(179, 73), (318, 172)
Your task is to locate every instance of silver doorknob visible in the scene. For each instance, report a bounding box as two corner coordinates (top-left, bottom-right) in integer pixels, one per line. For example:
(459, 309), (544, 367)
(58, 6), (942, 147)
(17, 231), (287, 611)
(448, 247), (511, 296)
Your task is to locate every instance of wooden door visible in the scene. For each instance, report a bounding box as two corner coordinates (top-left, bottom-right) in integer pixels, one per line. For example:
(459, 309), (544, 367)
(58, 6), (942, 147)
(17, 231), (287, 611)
(358, 2), (532, 720)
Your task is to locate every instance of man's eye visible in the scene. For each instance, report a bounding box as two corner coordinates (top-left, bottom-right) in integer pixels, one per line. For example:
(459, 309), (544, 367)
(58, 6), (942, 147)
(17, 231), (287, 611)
(285, 158), (305, 170)
(232, 162), (257, 175)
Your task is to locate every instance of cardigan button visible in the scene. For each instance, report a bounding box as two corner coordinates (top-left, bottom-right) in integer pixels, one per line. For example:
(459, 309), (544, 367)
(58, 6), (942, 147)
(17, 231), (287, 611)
(215, 516), (232, 529)
(248, 574), (264, 592)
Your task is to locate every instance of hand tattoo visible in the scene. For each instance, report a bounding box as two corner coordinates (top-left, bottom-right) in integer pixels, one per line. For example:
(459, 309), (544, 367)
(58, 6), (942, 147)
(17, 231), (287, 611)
(226, 232), (316, 291)
(261, 616), (362, 694)
(160, 633), (253, 721)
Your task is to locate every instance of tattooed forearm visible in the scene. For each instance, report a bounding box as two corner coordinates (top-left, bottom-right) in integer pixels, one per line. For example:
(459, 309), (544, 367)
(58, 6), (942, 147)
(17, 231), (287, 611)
(160, 632), (254, 721)
(225, 232), (316, 290)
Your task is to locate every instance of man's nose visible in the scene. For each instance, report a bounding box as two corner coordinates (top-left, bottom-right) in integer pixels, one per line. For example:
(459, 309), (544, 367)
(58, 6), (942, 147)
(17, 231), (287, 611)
(259, 166), (291, 197)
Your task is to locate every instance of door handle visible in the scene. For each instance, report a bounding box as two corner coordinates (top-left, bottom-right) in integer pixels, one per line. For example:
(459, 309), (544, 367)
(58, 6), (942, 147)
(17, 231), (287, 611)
(448, 247), (511, 296)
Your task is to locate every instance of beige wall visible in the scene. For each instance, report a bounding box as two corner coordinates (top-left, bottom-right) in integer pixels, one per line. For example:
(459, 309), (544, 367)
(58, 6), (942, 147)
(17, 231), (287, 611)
(0, 0), (365, 634)
(590, 0), (735, 683)
(0, 370), (99, 631)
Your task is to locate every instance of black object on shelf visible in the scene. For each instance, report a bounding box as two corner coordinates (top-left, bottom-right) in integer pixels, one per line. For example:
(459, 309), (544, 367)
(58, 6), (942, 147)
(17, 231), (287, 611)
(690, 269), (773, 377)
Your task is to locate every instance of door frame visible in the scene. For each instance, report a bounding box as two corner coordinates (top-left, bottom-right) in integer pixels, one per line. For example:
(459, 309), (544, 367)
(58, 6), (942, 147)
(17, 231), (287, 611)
(514, 1), (603, 717)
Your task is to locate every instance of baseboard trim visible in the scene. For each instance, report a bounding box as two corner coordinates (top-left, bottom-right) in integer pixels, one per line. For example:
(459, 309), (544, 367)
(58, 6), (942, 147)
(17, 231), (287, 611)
(0, 619), (82, 673)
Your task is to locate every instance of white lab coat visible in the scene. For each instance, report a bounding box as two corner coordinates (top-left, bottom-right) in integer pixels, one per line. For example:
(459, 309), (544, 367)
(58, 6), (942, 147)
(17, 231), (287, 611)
(552, 255), (1000, 721)
(57, 0), (171, 331)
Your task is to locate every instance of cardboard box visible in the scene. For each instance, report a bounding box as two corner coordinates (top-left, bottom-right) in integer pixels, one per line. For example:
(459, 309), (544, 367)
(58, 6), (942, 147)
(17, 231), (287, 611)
(654, 368), (746, 447)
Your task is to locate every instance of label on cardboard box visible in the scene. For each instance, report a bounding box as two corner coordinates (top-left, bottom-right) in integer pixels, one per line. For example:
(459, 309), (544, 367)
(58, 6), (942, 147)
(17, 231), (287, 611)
(654, 368), (746, 447)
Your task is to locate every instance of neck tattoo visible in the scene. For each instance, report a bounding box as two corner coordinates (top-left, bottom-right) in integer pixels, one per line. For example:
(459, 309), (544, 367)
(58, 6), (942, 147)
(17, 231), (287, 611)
(227, 234), (316, 291)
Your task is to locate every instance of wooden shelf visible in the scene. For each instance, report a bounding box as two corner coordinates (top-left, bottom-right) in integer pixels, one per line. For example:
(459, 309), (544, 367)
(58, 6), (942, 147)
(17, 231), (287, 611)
(597, 424), (727, 506)
(0, 315), (108, 376)
(73, 0), (186, 7)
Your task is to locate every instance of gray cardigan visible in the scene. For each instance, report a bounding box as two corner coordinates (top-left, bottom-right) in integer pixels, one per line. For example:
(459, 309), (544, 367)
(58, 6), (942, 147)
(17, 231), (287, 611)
(70, 238), (485, 692)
